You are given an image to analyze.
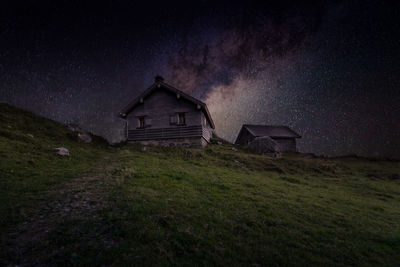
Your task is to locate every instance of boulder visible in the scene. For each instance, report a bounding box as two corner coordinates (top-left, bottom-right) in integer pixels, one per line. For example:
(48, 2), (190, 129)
(67, 123), (92, 143)
(67, 124), (81, 132)
(55, 147), (70, 156)
(248, 136), (279, 154)
(77, 132), (92, 143)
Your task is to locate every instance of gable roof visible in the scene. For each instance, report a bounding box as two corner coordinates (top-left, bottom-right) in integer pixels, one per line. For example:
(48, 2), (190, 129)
(242, 125), (301, 138)
(119, 77), (215, 129)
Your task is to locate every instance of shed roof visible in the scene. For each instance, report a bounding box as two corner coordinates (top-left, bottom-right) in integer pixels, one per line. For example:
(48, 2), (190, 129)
(243, 125), (301, 138)
(118, 77), (215, 129)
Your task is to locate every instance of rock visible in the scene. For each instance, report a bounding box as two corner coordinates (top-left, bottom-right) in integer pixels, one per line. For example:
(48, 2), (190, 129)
(27, 133), (34, 138)
(248, 136), (279, 154)
(67, 123), (81, 132)
(217, 141), (223, 145)
(77, 132), (92, 143)
(67, 123), (92, 143)
(55, 147), (70, 156)
(231, 147), (238, 151)
(7, 125), (12, 128)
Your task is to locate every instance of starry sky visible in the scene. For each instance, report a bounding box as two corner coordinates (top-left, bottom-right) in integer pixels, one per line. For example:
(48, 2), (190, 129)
(1, 0), (399, 158)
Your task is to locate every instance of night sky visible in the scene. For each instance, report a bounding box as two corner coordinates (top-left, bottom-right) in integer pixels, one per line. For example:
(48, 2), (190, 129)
(1, 1), (399, 158)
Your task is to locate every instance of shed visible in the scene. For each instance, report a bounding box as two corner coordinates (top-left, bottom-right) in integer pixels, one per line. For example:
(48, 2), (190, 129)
(235, 125), (301, 152)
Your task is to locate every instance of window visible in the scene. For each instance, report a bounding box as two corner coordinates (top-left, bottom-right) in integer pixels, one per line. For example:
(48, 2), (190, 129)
(177, 113), (185, 125)
(137, 117), (145, 128)
(169, 115), (177, 125)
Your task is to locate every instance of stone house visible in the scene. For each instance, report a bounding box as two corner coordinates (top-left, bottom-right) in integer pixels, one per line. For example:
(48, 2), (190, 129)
(118, 76), (215, 147)
(235, 125), (301, 152)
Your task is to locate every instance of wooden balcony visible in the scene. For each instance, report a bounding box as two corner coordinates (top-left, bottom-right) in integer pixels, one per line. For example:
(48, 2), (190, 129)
(128, 125), (203, 141)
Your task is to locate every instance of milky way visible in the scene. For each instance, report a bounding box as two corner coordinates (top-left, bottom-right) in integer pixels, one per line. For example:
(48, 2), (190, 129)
(0, 1), (399, 158)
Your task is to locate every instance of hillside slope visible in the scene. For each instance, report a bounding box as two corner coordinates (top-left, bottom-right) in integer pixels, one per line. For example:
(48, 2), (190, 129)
(0, 103), (108, 223)
(1, 103), (399, 266)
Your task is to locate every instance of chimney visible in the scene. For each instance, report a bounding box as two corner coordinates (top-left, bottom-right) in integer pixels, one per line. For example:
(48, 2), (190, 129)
(155, 75), (164, 83)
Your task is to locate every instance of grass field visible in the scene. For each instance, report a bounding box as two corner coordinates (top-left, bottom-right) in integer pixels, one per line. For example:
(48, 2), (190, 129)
(1, 102), (399, 266)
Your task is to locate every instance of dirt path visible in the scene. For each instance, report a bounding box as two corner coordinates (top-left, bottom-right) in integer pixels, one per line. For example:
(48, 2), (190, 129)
(3, 155), (122, 266)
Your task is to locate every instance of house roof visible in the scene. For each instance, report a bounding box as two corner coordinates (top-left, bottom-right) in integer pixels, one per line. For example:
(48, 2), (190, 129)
(243, 124), (301, 138)
(118, 77), (215, 129)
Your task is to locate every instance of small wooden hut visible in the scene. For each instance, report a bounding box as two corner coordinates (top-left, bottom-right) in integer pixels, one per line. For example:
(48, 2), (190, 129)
(235, 125), (301, 152)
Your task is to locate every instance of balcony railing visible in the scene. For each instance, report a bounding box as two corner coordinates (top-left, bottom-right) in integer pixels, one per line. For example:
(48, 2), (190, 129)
(128, 125), (203, 141)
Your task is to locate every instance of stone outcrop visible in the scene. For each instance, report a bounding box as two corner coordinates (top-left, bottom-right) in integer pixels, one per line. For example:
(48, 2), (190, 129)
(67, 124), (92, 143)
(55, 147), (70, 156)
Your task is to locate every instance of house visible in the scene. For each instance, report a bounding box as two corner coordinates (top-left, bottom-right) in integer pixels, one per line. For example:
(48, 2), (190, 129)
(118, 76), (215, 147)
(235, 125), (301, 152)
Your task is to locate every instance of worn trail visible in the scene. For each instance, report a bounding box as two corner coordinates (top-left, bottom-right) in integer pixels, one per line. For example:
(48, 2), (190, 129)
(2, 155), (121, 265)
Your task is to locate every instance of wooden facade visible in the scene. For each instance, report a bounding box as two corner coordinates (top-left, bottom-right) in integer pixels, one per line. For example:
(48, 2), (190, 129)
(119, 76), (214, 147)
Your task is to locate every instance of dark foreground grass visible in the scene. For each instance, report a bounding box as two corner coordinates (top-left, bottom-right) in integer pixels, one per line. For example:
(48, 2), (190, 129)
(1, 102), (399, 266)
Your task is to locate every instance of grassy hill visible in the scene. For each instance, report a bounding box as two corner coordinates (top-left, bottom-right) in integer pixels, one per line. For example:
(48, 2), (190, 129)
(1, 102), (399, 266)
